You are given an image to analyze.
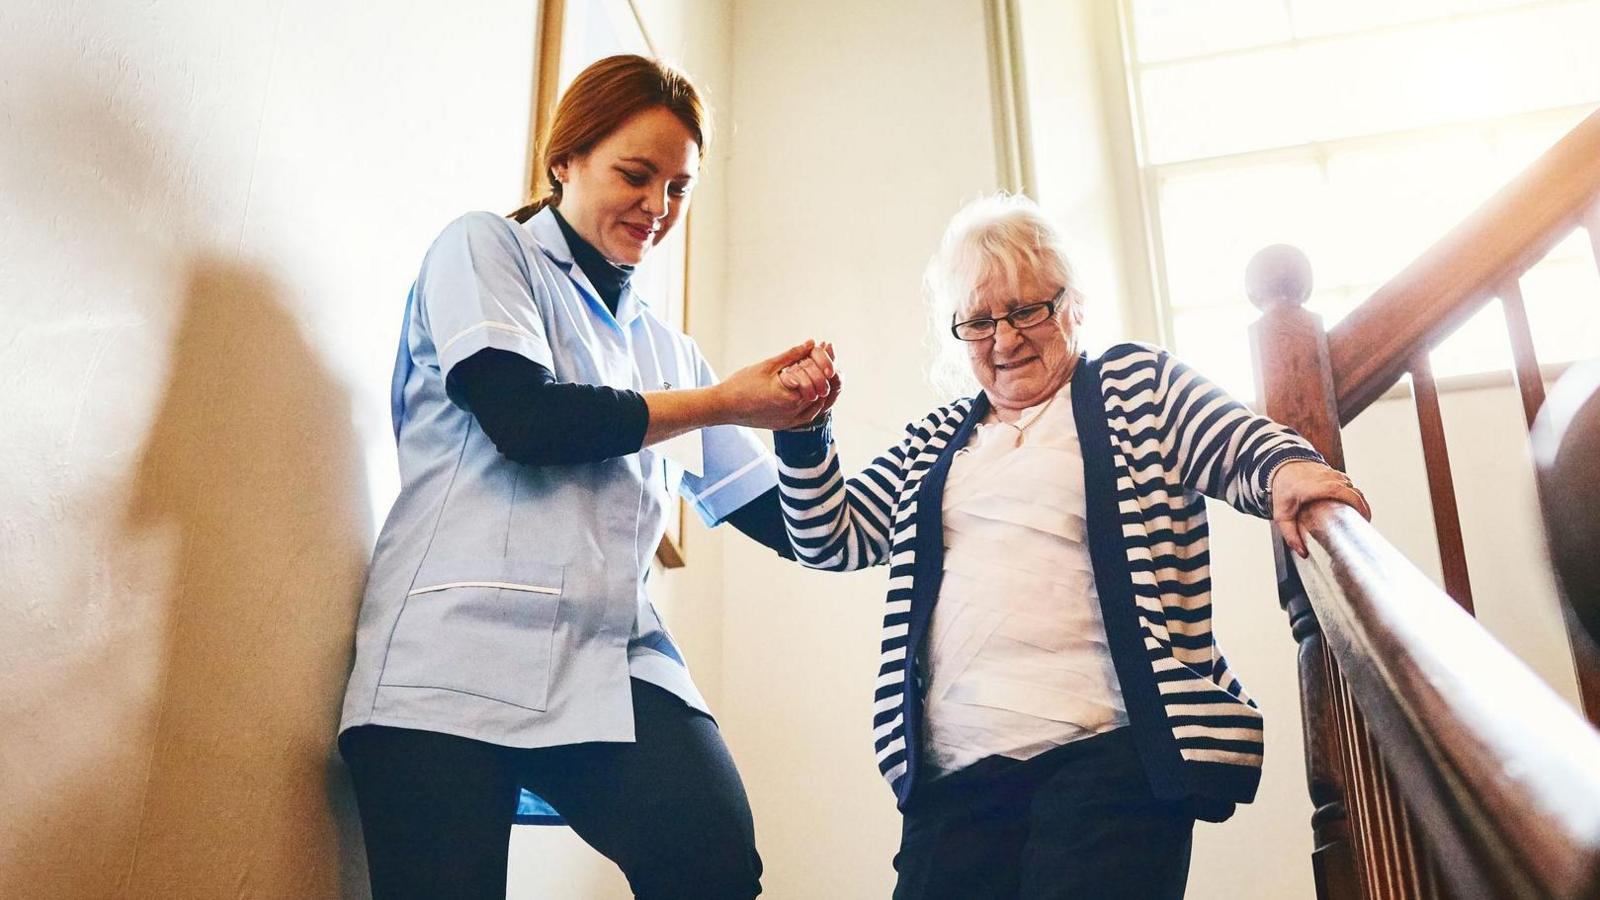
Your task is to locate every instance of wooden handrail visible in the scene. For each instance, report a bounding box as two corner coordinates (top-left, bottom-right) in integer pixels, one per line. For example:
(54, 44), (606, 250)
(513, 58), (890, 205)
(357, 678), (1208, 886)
(1296, 501), (1600, 899)
(1327, 109), (1600, 421)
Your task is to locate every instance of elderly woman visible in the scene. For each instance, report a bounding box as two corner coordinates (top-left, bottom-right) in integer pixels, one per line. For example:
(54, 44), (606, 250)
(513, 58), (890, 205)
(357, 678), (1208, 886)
(774, 194), (1368, 899)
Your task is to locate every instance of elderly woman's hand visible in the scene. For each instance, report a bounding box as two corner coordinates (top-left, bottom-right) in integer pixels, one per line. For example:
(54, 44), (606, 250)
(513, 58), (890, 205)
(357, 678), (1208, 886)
(785, 341), (842, 425)
(714, 340), (839, 431)
(778, 341), (843, 422)
(1271, 461), (1372, 558)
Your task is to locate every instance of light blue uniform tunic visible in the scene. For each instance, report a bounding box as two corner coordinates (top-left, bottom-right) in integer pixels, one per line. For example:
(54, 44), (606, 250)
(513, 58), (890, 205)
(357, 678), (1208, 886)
(339, 208), (775, 748)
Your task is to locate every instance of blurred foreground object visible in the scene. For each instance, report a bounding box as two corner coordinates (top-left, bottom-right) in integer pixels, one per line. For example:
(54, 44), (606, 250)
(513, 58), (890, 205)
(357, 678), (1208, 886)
(1533, 360), (1600, 647)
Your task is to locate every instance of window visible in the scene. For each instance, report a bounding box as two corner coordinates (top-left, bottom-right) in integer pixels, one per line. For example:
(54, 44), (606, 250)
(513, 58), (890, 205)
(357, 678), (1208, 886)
(1121, 0), (1600, 398)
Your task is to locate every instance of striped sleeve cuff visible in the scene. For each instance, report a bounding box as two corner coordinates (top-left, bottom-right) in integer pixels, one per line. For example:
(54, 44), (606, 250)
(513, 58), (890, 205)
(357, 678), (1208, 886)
(1255, 445), (1326, 513)
(774, 413), (833, 468)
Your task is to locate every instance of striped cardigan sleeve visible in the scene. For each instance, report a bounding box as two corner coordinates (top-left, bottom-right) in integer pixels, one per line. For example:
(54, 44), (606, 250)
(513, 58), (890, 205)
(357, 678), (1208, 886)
(1106, 345), (1324, 518)
(772, 412), (935, 571)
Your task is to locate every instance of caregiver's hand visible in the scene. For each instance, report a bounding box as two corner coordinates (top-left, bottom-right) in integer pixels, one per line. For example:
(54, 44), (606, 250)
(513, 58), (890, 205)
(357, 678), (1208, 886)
(778, 341), (839, 400)
(778, 340), (843, 428)
(717, 340), (839, 431)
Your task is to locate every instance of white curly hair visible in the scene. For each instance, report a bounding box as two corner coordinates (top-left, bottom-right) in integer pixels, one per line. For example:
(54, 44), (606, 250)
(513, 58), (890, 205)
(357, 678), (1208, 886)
(923, 193), (1085, 398)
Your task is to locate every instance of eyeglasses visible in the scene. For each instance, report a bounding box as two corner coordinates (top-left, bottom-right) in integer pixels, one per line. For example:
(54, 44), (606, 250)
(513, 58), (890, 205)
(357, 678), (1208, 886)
(950, 289), (1065, 342)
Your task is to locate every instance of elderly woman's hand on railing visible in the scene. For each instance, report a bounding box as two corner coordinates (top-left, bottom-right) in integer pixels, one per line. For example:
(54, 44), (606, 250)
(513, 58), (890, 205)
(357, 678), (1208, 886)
(1270, 461), (1372, 558)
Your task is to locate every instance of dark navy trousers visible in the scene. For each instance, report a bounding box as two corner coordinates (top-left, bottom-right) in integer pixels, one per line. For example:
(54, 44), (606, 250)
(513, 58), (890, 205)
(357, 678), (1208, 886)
(341, 679), (762, 900)
(892, 728), (1195, 900)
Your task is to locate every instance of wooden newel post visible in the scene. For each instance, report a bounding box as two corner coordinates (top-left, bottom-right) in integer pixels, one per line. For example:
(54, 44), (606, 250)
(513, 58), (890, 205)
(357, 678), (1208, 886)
(1246, 245), (1344, 464)
(1247, 246), (1364, 899)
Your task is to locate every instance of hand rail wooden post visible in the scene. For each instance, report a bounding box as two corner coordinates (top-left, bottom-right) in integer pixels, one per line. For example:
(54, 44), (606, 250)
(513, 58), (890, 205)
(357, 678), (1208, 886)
(1248, 245), (1363, 899)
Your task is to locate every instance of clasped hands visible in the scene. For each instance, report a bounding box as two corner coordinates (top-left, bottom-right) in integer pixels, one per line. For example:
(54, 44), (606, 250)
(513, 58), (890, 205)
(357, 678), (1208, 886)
(716, 340), (842, 431)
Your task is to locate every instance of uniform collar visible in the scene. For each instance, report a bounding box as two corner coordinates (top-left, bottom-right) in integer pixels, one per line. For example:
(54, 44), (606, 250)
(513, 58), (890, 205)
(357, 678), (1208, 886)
(524, 206), (645, 330)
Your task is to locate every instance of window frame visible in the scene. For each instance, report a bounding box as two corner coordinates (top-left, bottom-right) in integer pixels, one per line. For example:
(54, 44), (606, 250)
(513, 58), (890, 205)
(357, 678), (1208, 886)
(1110, 0), (1600, 395)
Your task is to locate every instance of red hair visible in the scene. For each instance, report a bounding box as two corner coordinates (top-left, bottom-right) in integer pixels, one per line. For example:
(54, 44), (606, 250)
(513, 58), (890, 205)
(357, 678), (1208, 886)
(510, 54), (710, 223)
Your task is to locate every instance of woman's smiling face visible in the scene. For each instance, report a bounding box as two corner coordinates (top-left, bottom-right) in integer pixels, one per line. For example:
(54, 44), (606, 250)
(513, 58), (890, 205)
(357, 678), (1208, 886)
(960, 269), (1077, 414)
(553, 105), (699, 265)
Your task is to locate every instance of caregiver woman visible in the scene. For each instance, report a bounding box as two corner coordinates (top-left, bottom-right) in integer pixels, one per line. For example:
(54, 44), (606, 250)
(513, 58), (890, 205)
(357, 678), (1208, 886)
(774, 193), (1367, 899)
(338, 55), (836, 900)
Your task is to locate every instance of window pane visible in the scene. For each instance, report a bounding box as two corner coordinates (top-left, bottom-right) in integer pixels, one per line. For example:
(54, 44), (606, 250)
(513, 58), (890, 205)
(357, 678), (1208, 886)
(1139, 2), (1600, 164)
(1429, 302), (1515, 377)
(1428, 251), (1599, 379)
(1158, 160), (1328, 307)
(1304, 286), (1367, 330)
(1319, 133), (1500, 288)
(1296, 5), (1600, 142)
(1290, 0), (1454, 37)
(1131, 0), (1290, 63)
(1450, 0), (1551, 11)
(1170, 305), (1262, 400)
(1521, 235), (1600, 366)
(1489, 106), (1600, 175)
(1140, 48), (1312, 163)
(1124, 0), (1600, 388)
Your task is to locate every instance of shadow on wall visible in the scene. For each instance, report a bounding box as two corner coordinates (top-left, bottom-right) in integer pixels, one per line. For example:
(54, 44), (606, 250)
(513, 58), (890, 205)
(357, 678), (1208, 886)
(0, 57), (372, 898)
(115, 260), (373, 898)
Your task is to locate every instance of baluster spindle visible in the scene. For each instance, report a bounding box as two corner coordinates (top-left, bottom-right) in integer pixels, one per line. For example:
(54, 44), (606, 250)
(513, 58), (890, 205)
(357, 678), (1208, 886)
(1408, 356), (1473, 613)
(1499, 280), (1547, 428)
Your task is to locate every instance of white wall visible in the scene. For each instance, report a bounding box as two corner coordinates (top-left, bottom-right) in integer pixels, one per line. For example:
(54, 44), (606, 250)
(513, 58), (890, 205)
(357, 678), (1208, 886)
(0, 2), (541, 895)
(716, 1), (1002, 896)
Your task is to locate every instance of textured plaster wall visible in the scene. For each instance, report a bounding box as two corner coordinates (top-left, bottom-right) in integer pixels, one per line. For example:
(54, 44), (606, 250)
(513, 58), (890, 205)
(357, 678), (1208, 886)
(0, 2), (535, 896)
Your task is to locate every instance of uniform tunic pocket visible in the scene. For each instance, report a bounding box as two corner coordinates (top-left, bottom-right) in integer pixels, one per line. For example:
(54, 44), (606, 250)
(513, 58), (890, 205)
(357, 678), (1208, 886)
(380, 557), (564, 711)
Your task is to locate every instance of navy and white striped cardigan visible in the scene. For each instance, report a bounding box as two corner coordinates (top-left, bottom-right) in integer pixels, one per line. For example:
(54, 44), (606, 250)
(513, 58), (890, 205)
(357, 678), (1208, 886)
(773, 343), (1323, 816)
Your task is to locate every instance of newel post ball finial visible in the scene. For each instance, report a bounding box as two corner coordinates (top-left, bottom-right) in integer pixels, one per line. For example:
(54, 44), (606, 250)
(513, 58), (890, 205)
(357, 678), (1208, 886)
(1247, 244), (1314, 312)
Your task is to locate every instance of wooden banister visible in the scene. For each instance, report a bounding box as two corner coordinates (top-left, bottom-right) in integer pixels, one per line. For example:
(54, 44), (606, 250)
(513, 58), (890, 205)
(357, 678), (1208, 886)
(1251, 107), (1600, 899)
(1327, 109), (1600, 421)
(1298, 501), (1600, 900)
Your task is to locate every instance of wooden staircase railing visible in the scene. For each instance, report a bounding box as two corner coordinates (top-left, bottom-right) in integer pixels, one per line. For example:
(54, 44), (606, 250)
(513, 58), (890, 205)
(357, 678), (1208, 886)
(1249, 107), (1600, 899)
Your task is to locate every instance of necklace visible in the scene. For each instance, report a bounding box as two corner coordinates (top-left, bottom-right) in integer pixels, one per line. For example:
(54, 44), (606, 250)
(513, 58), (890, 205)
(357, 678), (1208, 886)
(997, 392), (1059, 448)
